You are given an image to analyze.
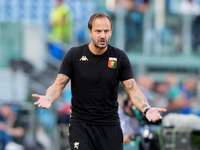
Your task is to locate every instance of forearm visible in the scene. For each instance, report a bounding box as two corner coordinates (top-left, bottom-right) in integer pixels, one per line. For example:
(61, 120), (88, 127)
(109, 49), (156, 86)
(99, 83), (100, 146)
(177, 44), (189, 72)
(46, 74), (70, 103)
(45, 85), (63, 103)
(129, 90), (151, 113)
(122, 78), (151, 113)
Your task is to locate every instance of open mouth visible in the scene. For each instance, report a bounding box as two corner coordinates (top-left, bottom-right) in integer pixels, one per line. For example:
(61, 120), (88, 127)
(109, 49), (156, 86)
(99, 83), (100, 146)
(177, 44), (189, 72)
(99, 39), (106, 45)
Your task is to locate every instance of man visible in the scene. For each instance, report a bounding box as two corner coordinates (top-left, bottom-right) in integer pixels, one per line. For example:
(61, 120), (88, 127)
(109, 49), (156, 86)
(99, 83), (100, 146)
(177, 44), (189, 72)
(33, 12), (166, 150)
(0, 104), (25, 150)
(167, 75), (197, 114)
(48, 0), (73, 60)
(48, 0), (73, 43)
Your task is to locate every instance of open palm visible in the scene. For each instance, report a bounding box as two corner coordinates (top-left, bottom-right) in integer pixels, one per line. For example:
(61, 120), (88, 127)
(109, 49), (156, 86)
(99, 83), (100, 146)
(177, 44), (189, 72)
(32, 94), (52, 109)
(145, 107), (167, 122)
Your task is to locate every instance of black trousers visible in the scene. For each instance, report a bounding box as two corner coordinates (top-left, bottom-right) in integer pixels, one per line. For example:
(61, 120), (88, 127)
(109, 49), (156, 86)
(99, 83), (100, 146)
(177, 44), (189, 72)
(68, 121), (123, 150)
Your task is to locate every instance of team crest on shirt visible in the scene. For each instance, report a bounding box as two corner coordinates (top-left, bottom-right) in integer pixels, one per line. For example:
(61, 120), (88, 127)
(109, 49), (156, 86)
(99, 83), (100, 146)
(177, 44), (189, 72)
(108, 57), (117, 68)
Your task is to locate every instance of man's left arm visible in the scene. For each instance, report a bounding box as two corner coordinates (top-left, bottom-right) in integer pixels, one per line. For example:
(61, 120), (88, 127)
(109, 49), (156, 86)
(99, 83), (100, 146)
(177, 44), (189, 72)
(122, 78), (167, 122)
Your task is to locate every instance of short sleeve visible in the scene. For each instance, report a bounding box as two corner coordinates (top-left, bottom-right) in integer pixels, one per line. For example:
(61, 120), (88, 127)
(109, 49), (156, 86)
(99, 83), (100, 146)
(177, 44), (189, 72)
(119, 52), (134, 81)
(58, 48), (73, 77)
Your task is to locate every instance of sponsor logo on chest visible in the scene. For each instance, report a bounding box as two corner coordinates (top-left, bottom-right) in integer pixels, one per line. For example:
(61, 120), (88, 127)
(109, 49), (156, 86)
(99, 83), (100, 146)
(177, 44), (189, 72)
(79, 56), (89, 61)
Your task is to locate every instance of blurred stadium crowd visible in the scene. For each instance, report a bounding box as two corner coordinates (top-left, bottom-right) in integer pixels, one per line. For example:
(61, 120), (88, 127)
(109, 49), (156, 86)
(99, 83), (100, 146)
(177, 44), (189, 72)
(0, 0), (200, 150)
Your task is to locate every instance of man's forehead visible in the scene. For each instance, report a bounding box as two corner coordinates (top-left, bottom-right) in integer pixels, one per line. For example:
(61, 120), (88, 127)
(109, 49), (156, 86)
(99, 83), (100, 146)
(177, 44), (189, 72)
(92, 17), (112, 28)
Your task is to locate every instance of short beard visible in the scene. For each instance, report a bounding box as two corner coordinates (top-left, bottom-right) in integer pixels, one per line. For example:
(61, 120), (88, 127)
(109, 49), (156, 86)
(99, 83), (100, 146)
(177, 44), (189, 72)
(93, 39), (109, 49)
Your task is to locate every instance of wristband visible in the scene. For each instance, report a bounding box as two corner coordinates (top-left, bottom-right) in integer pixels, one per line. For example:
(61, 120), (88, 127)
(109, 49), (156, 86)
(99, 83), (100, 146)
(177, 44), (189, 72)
(143, 108), (150, 116)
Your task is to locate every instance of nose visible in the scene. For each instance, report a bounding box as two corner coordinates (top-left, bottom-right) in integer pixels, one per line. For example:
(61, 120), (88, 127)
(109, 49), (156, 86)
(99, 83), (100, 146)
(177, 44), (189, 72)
(100, 32), (106, 38)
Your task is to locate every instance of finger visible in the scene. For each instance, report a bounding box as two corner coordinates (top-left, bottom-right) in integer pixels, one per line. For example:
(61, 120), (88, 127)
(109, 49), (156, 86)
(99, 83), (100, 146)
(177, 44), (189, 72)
(32, 94), (41, 98)
(34, 101), (40, 105)
(157, 114), (162, 119)
(43, 105), (50, 109)
(152, 119), (156, 123)
(148, 118), (151, 122)
(154, 120), (160, 123)
(158, 108), (167, 112)
(152, 116), (161, 123)
(155, 115), (161, 120)
(38, 103), (43, 107)
(43, 105), (48, 109)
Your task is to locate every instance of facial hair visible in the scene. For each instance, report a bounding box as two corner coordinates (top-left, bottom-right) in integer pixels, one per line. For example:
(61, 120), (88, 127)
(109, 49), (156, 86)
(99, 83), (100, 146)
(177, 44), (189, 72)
(92, 38), (110, 49)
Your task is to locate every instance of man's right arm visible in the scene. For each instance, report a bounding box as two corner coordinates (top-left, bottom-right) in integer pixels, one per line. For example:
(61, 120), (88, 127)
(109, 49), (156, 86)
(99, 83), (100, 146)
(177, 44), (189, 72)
(32, 74), (70, 108)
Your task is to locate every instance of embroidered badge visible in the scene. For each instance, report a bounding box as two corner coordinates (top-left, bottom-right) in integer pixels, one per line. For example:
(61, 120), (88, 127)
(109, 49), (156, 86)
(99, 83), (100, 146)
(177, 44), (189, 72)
(74, 142), (79, 149)
(108, 57), (117, 68)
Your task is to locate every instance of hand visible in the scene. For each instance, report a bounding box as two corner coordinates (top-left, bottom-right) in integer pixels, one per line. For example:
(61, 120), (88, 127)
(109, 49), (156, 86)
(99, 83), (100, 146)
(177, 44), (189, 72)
(32, 94), (52, 109)
(123, 135), (131, 144)
(145, 107), (167, 123)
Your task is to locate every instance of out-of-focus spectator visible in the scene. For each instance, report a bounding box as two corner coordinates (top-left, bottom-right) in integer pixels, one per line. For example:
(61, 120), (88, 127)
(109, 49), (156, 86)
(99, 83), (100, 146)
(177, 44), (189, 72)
(164, 73), (183, 113)
(152, 82), (169, 109)
(48, 0), (73, 60)
(179, 0), (200, 16)
(152, 73), (178, 109)
(166, 75), (198, 114)
(115, 0), (134, 10)
(106, 0), (150, 51)
(115, 0), (150, 13)
(0, 130), (13, 150)
(0, 104), (25, 150)
(118, 91), (142, 148)
(165, 73), (179, 88)
(132, 0), (150, 13)
(107, 0), (150, 13)
(49, 0), (73, 43)
(118, 91), (139, 137)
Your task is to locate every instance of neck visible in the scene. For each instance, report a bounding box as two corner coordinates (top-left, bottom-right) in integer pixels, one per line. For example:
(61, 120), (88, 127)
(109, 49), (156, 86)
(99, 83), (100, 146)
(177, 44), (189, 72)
(88, 43), (107, 55)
